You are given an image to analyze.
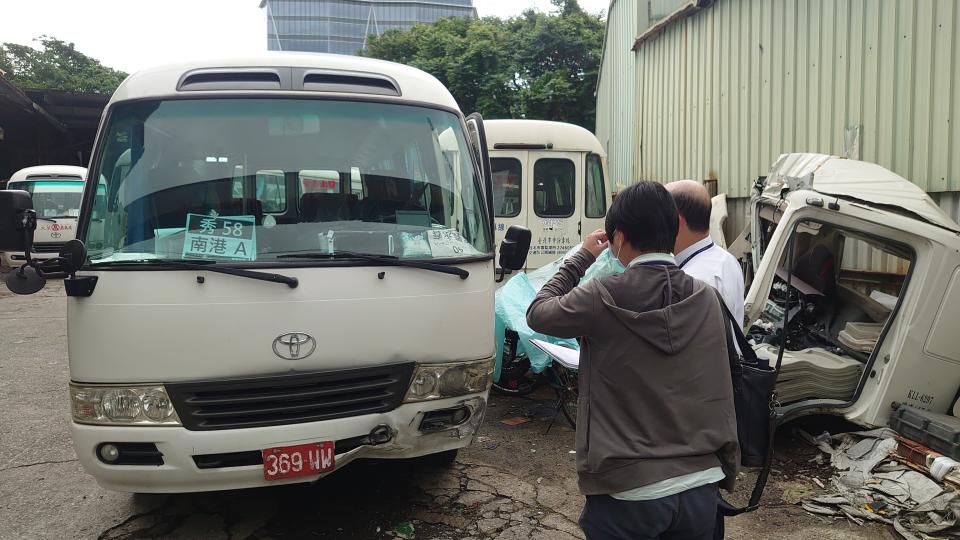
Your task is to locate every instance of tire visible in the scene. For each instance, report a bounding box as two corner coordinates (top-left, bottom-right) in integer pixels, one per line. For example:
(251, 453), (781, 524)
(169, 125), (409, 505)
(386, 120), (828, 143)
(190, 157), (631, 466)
(549, 364), (578, 429)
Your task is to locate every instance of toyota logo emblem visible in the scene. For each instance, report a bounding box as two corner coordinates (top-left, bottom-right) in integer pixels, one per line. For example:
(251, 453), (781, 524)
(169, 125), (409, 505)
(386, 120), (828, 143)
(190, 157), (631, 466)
(272, 332), (317, 360)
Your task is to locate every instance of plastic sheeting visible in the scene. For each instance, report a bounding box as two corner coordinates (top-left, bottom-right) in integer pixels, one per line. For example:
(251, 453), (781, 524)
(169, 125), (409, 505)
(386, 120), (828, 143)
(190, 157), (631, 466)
(494, 244), (625, 379)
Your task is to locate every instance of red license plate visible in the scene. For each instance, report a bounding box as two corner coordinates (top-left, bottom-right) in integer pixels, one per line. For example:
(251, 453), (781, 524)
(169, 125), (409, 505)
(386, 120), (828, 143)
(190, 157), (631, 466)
(261, 441), (335, 481)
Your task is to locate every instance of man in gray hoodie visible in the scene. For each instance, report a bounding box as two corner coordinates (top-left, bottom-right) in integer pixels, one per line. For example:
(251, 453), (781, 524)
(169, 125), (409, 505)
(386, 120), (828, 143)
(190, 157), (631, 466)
(527, 181), (739, 540)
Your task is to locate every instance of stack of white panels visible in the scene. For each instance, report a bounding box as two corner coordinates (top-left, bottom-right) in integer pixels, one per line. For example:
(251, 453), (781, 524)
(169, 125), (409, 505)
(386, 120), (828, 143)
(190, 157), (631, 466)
(838, 322), (883, 353)
(756, 345), (864, 403)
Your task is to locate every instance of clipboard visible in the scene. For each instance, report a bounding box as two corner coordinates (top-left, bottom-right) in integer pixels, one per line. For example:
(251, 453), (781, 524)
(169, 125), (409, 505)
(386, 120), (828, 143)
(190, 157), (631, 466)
(530, 339), (580, 370)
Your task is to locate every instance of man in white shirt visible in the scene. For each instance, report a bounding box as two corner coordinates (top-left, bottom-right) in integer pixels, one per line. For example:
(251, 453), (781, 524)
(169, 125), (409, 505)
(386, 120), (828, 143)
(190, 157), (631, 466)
(666, 180), (745, 325)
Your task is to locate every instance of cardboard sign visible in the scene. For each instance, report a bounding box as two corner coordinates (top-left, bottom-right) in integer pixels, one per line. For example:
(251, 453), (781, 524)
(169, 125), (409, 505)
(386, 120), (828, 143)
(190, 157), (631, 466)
(181, 214), (256, 261)
(426, 229), (478, 257)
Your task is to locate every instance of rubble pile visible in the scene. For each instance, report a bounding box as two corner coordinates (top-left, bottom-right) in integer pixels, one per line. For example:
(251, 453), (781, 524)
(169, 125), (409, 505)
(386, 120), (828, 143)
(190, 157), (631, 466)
(799, 428), (960, 540)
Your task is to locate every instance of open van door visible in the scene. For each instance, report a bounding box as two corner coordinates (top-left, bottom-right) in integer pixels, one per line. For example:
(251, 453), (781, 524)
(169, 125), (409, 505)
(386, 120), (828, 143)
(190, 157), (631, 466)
(580, 152), (609, 245)
(465, 113), (494, 239)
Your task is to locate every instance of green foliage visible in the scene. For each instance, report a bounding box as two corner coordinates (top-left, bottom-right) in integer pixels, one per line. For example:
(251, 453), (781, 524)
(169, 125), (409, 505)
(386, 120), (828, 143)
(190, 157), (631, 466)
(362, 1), (604, 130)
(0, 36), (127, 94)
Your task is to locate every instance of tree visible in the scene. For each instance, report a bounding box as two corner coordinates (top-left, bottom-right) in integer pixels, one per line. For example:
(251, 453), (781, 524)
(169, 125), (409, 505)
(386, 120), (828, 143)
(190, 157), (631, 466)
(362, 0), (604, 130)
(0, 36), (127, 94)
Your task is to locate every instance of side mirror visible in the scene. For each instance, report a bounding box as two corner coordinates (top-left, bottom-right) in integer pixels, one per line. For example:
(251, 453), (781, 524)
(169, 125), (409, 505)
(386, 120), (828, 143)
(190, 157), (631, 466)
(0, 190), (35, 251)
(59, 239), (87, 275)
(497, 225), (531, 282)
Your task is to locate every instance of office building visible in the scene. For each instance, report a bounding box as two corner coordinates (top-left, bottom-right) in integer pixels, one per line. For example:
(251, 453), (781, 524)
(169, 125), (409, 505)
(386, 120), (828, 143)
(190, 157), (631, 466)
(261, 0), (477, 55)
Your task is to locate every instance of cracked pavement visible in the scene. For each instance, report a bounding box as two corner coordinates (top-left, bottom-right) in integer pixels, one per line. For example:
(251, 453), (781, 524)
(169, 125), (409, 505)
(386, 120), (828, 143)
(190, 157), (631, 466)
(0, 276), (894, 539)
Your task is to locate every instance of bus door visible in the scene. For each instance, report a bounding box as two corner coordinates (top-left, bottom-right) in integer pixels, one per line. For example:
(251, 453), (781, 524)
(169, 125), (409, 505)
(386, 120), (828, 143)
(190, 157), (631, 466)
(491, 151), (526, 267)
(525, 151), (581, 269)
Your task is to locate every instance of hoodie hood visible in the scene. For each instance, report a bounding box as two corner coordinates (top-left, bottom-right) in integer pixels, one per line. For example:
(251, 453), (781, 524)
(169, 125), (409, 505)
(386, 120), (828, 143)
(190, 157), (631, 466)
(598, 278), (714, 355)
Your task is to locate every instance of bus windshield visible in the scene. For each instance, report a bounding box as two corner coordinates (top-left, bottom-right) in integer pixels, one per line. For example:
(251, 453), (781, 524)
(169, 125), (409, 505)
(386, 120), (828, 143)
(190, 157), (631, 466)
(8, 180), (84, 219)
(84, 99), (492, 264)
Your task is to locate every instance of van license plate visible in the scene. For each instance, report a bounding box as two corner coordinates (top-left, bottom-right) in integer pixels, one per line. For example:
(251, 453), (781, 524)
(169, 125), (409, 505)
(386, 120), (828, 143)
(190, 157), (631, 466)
(262, 442), (335, 481)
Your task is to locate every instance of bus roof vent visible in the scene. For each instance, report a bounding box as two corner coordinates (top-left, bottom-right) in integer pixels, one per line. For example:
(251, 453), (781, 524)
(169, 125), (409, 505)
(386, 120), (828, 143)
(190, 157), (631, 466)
(301, 70), (400, 96)
(177, 68), (286, 91)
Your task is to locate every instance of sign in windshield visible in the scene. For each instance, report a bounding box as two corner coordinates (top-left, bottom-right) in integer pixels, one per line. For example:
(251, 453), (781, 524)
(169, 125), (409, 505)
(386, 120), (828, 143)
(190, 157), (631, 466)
(182, 214), (257, 261)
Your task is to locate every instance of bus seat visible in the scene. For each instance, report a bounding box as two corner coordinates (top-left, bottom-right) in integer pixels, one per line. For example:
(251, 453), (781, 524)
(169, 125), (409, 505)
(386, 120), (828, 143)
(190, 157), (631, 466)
(300, 192), (354, 222)
(221, 199), (264, 225)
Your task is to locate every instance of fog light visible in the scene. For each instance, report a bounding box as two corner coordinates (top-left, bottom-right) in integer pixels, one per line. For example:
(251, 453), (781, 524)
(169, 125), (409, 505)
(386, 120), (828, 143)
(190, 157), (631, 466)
(420, 406), (472, 433)
(98, 443), (120, 463)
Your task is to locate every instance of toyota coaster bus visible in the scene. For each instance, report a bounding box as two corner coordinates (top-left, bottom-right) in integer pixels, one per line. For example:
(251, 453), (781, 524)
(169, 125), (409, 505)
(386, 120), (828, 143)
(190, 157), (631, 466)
(0, 53), (530, 493)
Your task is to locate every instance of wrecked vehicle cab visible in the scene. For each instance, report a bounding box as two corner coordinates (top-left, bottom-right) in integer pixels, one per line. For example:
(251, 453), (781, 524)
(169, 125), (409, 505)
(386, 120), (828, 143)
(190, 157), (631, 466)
(743, 153), (960, 427)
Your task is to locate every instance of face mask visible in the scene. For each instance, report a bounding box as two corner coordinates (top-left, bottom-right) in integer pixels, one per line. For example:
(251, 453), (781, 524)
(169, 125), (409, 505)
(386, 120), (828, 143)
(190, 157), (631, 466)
(613, 232), (623, 261)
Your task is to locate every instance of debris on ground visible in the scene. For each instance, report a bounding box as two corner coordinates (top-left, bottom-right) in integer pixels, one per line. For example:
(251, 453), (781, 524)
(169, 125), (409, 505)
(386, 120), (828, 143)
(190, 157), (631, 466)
(392, 522), (415, 539)
(894, 437), (960, 489)
(798, 428), (960, 539)
(499, 416), (532, 426)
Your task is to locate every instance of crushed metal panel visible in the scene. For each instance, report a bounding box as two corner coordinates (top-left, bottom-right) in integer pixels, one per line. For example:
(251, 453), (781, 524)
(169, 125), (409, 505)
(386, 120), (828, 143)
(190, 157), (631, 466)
(764, 153), (960, 233)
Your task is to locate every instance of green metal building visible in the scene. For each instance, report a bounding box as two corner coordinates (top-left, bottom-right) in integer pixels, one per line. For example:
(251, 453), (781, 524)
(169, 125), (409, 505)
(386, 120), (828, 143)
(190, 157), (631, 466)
(596, 0), (960, 239)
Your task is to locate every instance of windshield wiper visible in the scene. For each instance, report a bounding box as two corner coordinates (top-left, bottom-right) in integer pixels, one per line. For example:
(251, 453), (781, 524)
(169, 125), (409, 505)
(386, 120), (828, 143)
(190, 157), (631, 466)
(277, 251), (469, 279)
(92, 258), (298, 288)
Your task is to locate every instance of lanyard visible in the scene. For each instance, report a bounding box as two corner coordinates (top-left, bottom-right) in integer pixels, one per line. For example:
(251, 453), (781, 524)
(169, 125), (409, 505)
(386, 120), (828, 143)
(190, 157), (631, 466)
(678, 242), (714, 269)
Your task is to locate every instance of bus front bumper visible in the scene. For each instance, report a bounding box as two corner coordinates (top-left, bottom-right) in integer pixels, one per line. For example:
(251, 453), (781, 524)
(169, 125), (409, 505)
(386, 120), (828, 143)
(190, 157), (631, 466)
(70, 394), (486, 493)
(1, 251), (59, 267)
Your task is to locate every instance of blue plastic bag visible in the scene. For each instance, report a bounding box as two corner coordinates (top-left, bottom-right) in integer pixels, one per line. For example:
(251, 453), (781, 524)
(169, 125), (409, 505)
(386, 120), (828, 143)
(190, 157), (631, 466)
(493, 244), (625, 378)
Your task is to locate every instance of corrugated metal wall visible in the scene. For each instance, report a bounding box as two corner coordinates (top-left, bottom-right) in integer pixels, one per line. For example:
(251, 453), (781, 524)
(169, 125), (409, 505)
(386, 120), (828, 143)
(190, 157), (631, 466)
(650, 0), (690, 20)
(628, 0), (960, 199)
(595, 0), (640, 191)
(933, 191), (960, 225)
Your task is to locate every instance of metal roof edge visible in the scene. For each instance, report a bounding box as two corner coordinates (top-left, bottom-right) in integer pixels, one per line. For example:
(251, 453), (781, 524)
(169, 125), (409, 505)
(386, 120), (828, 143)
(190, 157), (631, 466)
(0, 76), (68, 133)
(632, 0), (715, 51)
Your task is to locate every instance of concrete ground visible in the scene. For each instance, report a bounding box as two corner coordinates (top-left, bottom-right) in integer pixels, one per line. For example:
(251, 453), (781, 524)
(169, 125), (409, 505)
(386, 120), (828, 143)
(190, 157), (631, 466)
(0, 275), (896, 539)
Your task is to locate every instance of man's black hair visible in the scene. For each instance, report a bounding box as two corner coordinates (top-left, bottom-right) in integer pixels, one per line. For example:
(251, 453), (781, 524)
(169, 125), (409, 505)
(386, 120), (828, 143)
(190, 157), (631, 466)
(605, 181), (678, 253)
(671, 189), (712, 233)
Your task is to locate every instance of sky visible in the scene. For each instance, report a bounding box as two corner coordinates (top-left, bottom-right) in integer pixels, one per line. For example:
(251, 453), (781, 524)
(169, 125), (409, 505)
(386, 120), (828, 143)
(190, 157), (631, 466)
(0, 0), (610, 74)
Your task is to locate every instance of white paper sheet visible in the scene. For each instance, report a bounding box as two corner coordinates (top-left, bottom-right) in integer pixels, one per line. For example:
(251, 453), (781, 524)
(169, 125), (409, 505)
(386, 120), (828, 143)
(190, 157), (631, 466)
(529, 339), (580, 370)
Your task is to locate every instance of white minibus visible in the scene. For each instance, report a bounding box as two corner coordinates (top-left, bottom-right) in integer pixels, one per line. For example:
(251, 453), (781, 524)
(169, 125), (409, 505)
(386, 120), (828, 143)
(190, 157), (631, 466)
(0, 53), (530, 493)
(486, 120), (614, 270)
(1, 165), (85, 267)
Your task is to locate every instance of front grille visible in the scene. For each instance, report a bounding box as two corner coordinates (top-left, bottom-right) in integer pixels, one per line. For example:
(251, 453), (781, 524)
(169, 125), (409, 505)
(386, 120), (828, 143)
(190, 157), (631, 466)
(32, 242), (66, 253)
(166, 363), (415, 431)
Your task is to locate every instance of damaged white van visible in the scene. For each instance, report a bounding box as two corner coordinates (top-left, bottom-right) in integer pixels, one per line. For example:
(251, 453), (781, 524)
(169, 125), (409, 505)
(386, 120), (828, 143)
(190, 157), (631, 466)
(0, 53), (531, 492)
(741, 153), (960, 427)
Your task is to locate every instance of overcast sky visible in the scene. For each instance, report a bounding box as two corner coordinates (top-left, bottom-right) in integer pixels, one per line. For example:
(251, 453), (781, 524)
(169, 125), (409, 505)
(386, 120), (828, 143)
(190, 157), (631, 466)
(0, 0), (609, 74)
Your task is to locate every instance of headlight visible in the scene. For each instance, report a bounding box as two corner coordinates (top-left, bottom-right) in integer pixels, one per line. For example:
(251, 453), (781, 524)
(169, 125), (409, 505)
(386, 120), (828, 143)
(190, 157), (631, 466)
(70, 384), (181, 426)
(404, 358), (494, 402)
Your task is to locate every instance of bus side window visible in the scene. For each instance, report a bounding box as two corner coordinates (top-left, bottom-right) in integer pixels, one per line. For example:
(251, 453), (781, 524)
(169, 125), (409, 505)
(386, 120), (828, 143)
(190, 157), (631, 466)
(491, 158), (522, 218)
(255, 170), (286, 213)
(585, 153), (606, 218)
(533, 158), (575, 218)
